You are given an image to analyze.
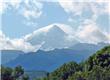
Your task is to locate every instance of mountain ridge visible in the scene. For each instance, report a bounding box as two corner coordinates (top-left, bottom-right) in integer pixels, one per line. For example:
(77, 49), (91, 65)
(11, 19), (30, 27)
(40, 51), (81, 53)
(2, 42), (109, 72)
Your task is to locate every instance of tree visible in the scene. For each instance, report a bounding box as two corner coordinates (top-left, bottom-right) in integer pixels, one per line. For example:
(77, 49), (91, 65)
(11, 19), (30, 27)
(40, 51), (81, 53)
(13, 65), (24, 79)
(22, 74), (29, 80)
(1, 66), (13, 80)
(87, 66), (103, 80)
(1, 65), (28, 80)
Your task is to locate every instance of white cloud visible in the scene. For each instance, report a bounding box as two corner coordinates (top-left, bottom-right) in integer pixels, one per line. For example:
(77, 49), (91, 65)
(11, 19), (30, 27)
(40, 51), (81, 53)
(0, 30), (41, 53)
(20, 0), (43, 20)
(59, 0), (84, 16)
(7, 0), (22, 9)
(58, 0), (110, 21)
(1, 0), (43, 20)
(0, 0), (22, 14)
(22, 10), (42, 20)
(76, 22), (110, 44)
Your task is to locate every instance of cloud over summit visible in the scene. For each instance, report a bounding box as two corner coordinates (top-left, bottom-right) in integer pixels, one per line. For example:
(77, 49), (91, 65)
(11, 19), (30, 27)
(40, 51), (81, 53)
(1, 22), (109, 52)
(24, 23), (78, 51)
(1, 1), (109, 52)
(76, 22), (110, 44)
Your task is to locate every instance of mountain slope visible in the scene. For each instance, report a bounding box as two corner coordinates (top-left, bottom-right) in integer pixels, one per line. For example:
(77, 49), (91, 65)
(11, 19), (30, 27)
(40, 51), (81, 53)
(2, 43), (108, 72)
(24, 23), (77, 51)
(42, 46), (110, 80)
(70, 42), (109, 51)
(86, 45), (110, 71)
(1, 50), (21, 64)
(3, 49), (92, 71)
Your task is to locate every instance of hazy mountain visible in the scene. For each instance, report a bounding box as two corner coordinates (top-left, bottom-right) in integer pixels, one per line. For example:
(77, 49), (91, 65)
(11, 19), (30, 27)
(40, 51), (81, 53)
(70, 42), (109, 51)
(2, 43), (108, 72)
(2, 49), (92, 72)
(1, 50), (22, 64)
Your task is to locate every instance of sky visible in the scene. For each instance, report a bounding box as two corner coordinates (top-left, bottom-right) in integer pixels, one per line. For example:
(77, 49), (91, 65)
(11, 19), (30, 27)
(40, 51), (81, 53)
(0, 0), (110, 52)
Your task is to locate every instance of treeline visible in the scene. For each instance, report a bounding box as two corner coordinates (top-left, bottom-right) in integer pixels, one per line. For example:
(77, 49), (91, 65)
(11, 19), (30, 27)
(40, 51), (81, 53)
(1, 65), (29, 80)
(38, 45), (110, 80)
(1, 46), (110, 80)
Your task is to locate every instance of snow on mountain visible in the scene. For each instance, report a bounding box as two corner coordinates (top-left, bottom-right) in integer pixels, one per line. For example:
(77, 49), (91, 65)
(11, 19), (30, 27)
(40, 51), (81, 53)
(1, 23), (109, 52)
(24, 23), (78, 51)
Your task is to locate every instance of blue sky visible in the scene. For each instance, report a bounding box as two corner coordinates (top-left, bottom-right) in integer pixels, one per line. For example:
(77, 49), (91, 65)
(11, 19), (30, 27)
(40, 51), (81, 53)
(2, 1), (69, 38)
(1, 0), (109, 38)
(0, 0), (110, 52)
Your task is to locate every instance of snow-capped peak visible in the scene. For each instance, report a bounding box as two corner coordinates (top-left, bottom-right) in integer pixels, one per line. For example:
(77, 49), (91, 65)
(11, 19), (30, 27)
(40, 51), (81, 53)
(24, 23), (74, 41)
(24, 23), (77, 51)
(35, 23), (74, 34)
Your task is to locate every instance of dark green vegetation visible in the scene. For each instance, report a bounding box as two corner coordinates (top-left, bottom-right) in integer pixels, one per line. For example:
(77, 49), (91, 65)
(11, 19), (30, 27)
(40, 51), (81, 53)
(1, 46), (110, 80)
(1, 65), (29, 80)
(38, 46), (110, 80)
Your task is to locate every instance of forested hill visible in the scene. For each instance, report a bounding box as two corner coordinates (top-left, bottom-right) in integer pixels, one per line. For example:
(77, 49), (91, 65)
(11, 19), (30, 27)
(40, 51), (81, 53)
(40, 45), (110, 80)
(86, 45), (110, 71)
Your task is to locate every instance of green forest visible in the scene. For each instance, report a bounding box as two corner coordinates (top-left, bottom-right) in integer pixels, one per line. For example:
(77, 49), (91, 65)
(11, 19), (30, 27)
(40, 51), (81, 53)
(1, 45), (110, 80)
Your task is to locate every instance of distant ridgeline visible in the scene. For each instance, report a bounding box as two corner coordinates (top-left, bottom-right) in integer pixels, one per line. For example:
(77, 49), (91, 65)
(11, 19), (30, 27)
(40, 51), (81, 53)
(1, 45), (110, 80)
(2, 42), (108, 72)
(39, 45), (110, 80)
